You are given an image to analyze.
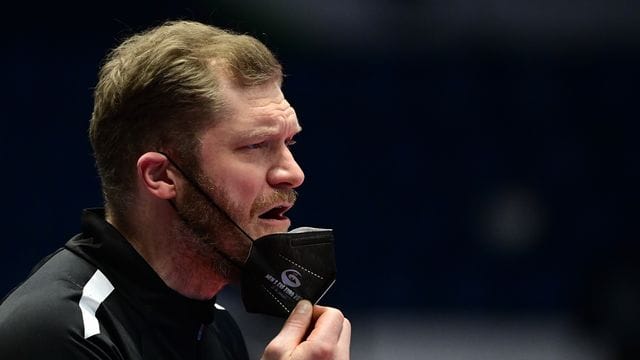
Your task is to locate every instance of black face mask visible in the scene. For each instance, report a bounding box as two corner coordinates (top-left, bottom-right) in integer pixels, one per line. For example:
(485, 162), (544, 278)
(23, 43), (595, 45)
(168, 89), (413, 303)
(241, 227), (336, 317)
(161, 153), (337, 318)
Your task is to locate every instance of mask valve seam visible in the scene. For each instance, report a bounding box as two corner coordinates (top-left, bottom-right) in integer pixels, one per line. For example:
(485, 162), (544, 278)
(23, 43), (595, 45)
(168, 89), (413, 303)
(278, 255), (324, 280)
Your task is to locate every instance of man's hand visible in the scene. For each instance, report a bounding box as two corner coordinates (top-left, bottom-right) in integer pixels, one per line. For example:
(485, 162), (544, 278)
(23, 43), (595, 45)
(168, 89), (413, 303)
(261, 300), (351, 360)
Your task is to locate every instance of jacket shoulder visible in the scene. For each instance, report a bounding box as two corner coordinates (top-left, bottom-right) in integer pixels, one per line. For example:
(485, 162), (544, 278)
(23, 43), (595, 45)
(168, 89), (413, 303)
(0, 249), (121, 359)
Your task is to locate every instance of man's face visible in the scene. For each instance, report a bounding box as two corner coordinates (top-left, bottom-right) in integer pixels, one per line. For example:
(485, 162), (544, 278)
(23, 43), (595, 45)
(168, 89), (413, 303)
(174, 78), (304, 265)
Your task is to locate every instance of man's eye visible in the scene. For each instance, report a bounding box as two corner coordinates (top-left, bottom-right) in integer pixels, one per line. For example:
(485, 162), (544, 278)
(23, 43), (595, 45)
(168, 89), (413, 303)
(245, 142), (266, 150)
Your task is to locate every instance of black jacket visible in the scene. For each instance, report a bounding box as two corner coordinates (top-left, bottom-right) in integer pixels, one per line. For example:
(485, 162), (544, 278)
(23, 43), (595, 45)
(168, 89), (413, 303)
(0, 208), (249, 360)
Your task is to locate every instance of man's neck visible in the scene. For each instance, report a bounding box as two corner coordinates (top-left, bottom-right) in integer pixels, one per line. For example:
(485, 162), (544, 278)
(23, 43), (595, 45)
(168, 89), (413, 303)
(107, 205), (229, 300)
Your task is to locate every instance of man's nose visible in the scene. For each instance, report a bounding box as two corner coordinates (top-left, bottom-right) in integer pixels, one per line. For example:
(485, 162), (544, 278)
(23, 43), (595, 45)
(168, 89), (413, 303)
(267, 148), (305, 189)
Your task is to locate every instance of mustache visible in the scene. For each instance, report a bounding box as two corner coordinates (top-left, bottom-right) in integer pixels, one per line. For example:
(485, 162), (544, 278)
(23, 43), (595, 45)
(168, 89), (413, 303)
(251, 189), (298, 216)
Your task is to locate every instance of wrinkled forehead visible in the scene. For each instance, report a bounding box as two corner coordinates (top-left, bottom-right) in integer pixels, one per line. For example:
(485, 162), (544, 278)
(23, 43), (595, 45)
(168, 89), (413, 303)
(226, 77), (298, 124)
(199, 77), (301, 143)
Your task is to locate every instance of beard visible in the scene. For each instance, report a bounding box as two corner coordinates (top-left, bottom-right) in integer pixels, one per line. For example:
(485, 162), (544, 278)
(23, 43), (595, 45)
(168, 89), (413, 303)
(171, 170), (298, 282)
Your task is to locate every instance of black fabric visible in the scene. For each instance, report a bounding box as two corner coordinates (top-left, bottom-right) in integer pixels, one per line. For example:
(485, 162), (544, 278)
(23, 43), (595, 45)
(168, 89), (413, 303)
(0, 208), (250, 360)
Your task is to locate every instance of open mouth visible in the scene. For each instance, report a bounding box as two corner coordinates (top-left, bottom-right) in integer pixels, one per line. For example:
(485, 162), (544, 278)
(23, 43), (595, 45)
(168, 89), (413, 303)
(258, 205), (290, 221)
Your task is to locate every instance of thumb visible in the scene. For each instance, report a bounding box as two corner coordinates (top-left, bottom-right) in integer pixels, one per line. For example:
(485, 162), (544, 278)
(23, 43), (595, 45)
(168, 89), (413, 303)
(267, 300), (313, 353)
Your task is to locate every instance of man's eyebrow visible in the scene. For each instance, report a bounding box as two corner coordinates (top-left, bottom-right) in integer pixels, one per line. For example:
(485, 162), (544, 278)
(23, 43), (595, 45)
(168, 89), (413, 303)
(239, 125), (302, 139)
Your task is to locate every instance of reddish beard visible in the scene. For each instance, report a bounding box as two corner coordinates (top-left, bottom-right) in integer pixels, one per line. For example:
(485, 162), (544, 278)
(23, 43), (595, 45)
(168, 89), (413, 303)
(173, 174), (298, 279)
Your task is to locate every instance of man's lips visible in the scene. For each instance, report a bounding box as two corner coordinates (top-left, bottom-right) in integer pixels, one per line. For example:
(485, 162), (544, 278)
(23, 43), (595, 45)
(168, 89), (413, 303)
(257, 203), (293, 221)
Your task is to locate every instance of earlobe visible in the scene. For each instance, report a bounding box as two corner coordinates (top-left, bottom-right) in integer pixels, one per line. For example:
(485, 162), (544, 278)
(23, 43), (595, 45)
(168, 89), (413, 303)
(137, 152), (176, 200)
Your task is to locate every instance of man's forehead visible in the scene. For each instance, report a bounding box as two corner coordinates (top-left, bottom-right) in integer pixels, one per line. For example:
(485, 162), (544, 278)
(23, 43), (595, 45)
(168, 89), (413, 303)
(238, 113), (302, 136)
(204, 101), (301, 140)
(203, 75), (301, 135)
(232, 91), (299, 129)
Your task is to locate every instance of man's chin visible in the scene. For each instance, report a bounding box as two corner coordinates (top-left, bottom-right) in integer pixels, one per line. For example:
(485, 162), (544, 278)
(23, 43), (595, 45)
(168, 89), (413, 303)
(254, 218), (291, 237)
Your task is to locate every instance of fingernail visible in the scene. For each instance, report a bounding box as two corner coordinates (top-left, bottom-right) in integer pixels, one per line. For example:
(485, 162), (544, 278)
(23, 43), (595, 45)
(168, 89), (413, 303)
(295, 300), (312, 315)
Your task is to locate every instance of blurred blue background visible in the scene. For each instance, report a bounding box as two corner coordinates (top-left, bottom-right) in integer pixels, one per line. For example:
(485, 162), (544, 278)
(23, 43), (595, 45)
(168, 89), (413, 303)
(2, 1), (638, 358)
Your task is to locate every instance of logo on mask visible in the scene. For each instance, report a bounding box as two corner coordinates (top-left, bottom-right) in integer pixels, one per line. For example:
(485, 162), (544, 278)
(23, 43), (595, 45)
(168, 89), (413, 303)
(281, 269), (302, 288)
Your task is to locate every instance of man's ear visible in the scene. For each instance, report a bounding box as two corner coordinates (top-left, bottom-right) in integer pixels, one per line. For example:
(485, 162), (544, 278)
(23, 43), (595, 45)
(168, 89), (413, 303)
(137, 152), (177, 200)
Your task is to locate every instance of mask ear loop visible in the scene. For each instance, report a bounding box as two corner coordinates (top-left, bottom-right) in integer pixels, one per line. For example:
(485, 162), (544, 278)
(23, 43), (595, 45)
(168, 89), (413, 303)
(157, 151), (255, 266)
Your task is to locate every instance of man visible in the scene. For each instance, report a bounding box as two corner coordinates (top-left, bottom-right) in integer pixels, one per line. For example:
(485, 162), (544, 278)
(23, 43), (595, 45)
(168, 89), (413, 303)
(0, 20), (350, 359)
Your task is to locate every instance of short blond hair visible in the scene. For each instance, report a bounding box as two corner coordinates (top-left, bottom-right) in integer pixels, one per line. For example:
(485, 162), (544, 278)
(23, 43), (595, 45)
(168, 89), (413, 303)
(89, 20), (282, 221)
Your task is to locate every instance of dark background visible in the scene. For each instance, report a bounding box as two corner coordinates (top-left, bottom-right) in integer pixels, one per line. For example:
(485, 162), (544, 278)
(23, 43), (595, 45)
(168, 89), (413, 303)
(2, 0), (638, 358)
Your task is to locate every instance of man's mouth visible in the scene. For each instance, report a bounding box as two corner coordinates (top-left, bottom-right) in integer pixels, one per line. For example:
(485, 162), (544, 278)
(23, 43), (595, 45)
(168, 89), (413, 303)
(258, 205), (291, 221)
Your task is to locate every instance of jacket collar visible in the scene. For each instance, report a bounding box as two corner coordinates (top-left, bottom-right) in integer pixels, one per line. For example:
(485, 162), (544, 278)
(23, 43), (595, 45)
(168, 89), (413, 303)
(66, 208), (217, 328)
